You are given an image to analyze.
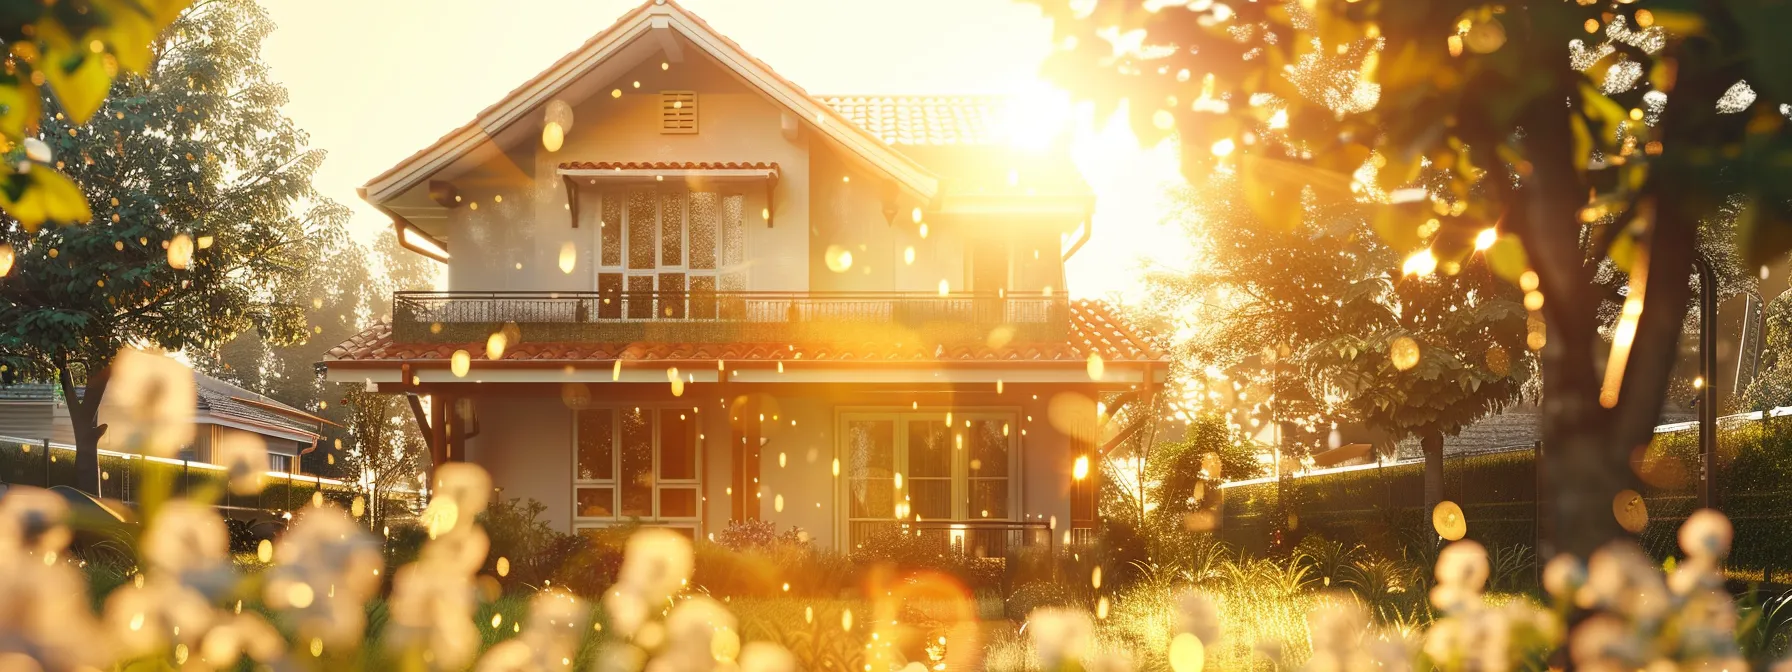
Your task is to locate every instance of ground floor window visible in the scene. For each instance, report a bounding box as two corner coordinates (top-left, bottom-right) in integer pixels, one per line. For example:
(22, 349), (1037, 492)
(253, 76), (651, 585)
(573, 406), (700, 532)
(840, 410), (1016, 525)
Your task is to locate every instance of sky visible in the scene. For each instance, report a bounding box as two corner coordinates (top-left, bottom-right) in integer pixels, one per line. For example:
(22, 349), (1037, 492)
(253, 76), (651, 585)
(258, 0), (1189, 299)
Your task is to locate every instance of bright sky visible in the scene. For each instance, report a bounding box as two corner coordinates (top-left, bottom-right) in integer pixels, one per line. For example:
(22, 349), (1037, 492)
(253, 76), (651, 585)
(259, 0), (1188, 300)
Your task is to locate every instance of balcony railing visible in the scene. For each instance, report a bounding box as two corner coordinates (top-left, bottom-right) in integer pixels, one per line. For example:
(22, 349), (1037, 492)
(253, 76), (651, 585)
(848, 519), (1055, 558)
(391, 290), (1069, 344)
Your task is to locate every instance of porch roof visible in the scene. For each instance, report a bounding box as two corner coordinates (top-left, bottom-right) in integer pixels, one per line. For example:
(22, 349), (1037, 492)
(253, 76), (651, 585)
(324, 299), (1164, 367)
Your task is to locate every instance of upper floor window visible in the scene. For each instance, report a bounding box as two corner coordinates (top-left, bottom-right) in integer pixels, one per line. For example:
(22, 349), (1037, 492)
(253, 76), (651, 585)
(594, 188), (745, 319)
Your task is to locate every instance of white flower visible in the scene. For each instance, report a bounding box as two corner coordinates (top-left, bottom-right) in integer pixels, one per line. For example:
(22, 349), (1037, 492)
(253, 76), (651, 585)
(0, 486), (72, 558)
(1678, 509), (1732, 560)
(1576, 543), (1669, 622)
(1174, 589), (1222, 644)
(1434, 541), (1489, 592)
(141, 500), (233, 597)
(474, 589), (590, 672)
(1027, 607), (1093, 669)
(1541, 554), (1586, 599)
(213, 431), (268, 495)
(105, 347), (195, 456)
(263, 506), (382, 647)
(618, 529), (695, 603)
(739, 642), (797, 672)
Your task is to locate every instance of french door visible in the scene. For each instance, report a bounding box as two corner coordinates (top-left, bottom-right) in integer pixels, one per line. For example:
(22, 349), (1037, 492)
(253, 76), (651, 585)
(840, 411), (1017, 537)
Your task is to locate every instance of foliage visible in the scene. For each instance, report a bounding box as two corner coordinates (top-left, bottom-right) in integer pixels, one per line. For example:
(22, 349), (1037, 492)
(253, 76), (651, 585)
(0, 0), (343, 494)
(0, 0), (192, 230)
(1036, 0), (1792, 559)
(713, 519), (807, 552)
(1741, 288), (1792, 411)
(338, 386), (425, 533)
(848, 527), (1004, 591)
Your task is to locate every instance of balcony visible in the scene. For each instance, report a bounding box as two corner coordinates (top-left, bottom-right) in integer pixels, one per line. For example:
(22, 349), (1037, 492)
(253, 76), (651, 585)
(390, 291), (1069, 344)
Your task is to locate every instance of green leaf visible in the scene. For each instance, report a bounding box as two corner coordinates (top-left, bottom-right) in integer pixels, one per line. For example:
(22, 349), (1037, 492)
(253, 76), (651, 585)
(41, 50), (114, 125)
(0, 166), (94, 230)
(1485, 234), (1528, 283)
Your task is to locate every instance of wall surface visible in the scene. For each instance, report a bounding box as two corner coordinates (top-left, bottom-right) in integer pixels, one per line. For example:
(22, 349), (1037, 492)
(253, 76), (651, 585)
(466, 394), (575, 533)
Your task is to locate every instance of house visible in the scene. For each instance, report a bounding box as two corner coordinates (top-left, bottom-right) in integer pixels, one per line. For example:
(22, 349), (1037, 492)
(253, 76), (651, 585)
(323, 0), (1166, 551)
(0, 373), (325, 474)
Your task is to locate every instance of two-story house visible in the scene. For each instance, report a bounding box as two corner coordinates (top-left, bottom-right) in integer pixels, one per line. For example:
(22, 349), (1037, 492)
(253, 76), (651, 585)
(323, 0), (1165, 552)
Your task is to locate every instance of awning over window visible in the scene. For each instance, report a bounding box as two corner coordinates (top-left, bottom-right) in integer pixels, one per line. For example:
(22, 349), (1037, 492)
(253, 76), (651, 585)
(558, 161), (781, 227)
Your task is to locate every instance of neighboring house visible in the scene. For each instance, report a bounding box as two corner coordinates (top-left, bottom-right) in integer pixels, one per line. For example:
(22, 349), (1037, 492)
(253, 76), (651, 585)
(0, 374), (325, 474)
(323, 0), (1166, 551)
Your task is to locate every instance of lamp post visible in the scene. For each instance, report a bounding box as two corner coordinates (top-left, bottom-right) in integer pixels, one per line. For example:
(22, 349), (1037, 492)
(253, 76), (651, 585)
(1693, 253), (1717, 510)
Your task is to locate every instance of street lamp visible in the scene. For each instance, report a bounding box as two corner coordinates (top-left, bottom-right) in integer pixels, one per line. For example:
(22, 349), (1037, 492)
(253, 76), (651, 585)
(1693, 253), (1717, 510)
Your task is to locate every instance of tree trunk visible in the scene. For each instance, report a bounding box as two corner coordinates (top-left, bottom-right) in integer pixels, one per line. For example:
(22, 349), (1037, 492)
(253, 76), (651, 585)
(1421, 430), (1446, 514)
(57, 363), (109, 495)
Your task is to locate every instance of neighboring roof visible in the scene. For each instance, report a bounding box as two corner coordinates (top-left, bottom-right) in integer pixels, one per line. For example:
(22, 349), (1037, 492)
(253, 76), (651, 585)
(192, 375), (323, 441)
(0, 383), (56, 401)
(821, 96), (1002, 146)
(324, 300), (1165, 366)
(0, 374), (322, 441)
(364, 0), (940, 206)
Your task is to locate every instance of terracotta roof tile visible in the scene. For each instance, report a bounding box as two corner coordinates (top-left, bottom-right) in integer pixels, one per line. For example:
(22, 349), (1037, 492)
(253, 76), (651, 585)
(558, 161), (780, 171)
(820, 96), (1004, 146)
(324, 301), (1165, 366)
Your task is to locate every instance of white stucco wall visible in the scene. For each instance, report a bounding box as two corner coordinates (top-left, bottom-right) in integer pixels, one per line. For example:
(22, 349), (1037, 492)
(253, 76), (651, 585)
(465, 395), (574, 533)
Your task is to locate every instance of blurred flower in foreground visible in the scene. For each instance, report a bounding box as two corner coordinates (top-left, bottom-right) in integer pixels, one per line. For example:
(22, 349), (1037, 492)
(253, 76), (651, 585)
(387, 463), (493, 669)
(106, 347), (196, 456)
(213, 431), (269, 495)
(604, 528), (694, 640)
(1027, 607), (1093, 669)
(0, 488), (112, 669)
(264, 505), (382, 648)
(475, 589), (590, 671)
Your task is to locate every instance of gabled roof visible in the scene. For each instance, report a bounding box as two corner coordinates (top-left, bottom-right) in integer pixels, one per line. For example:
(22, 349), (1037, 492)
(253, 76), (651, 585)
(363, 0), (941, 206)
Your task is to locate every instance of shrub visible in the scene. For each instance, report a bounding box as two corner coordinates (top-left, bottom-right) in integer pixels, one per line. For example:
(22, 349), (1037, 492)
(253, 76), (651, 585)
(713, 519), (806, 552)
(849, 527), (1003, 591)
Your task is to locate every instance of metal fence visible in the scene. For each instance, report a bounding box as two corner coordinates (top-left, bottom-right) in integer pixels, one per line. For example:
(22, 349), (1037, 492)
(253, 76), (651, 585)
(1216, 407), (1792, 581)
(848, 519), (1056, 558)
(0, 434), (406, 518)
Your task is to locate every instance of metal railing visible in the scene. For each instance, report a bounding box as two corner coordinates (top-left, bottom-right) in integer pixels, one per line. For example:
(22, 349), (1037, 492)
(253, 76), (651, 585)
(391, 290), (1070, 344)
(848, 519), (1055, 558)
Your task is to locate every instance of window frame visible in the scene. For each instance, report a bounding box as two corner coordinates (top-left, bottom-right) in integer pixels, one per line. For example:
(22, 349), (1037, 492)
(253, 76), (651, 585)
(571, 405), (704, 534)
(590, 187), (748, 320)
(834, 408), (1021, 543)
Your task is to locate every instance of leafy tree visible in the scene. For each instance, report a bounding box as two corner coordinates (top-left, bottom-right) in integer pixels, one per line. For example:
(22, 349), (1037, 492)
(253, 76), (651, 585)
(339, 386), (424, 534)
(1037, 0), (1792, 555)
(1740, 289), (1792, 411)
(1139, 182), (1534, 513)
(0, 0), (334, 493)
(0, 1), (192, 229)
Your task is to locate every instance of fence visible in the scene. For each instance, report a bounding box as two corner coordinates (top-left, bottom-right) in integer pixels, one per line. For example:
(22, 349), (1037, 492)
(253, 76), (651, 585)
(0, 434), (403, 519)
(1216, 408), (1792, 581)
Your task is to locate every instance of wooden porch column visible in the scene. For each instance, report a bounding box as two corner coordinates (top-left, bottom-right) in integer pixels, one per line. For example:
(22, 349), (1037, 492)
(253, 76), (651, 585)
(731, 397), (762, 522)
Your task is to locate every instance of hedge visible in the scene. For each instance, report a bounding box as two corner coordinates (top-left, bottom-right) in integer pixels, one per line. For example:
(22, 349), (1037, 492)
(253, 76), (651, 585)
(1219, 418), (1792, 579)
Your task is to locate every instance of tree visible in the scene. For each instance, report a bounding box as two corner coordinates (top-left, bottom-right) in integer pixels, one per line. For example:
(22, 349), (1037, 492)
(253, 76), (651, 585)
(1036, 0), (1792, 557)
(1138, 182), (1534, 513)
(0, 0), (334, 493)
(340, 386), (425, 534)
(0, 1), (192, 230)
(1740, 289), (1792, 411)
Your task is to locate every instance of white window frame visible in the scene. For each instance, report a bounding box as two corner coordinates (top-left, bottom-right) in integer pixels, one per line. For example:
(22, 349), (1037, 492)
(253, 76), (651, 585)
(572, 405), (704, 534)
(590, 187), (747, 319)
(834, 408), (1020, 544)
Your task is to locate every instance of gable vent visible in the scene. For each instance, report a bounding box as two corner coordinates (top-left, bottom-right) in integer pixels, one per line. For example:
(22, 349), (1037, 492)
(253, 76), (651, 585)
(660, 91), (697, 134)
